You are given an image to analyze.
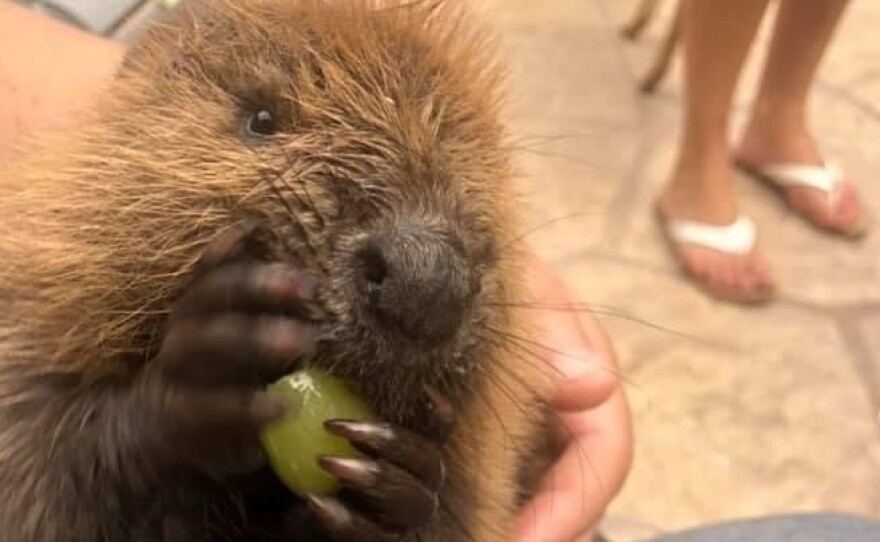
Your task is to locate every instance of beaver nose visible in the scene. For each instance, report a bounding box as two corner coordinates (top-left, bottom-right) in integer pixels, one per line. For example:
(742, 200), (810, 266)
(356, 224), (474, 343)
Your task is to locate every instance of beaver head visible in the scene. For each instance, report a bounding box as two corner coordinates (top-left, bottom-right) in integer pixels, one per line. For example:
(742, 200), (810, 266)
(23, 0), (524, 423)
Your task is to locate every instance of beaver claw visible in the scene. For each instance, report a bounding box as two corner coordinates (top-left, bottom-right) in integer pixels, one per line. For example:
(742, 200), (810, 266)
(303, 390), (454, 541)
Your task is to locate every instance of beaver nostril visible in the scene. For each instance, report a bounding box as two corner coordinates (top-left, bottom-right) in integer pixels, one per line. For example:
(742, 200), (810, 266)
(355, 223), (473, 344)
(360, 245), (388, 285)
(357, 244), (388, 306)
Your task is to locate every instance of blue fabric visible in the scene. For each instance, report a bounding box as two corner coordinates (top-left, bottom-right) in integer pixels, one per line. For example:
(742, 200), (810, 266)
(643, 513), (880, 542)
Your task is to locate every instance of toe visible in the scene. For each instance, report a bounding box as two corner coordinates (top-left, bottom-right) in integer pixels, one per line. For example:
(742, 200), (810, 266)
(731, 257), (754, 292)
(833, 183), (865, 231)
(786, 183), (866, 235)
(678, 244), (773, 302)
(680, 246), (712, 282)
(751, 253), (773, 290)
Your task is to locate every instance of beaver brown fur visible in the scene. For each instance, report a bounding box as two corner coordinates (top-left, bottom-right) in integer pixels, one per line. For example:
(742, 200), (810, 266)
(0, 1), (552, 540)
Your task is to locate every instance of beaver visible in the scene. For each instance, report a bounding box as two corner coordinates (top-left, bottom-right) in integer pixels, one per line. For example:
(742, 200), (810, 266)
(0, 0), (554, 540)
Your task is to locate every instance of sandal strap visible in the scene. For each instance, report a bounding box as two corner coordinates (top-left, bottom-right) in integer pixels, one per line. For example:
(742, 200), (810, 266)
(760, 161), (842, 193)
(666, 215), (757, 256)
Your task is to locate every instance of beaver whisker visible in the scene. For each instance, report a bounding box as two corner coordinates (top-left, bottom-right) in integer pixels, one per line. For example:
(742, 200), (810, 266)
(473, 337), (606, 514)
(480, 325), (563, 377)
(223, 144), (324, 275)
(275, 153), (330, 263)
(473, 340), (546, 412)
(509, 129), (612, 147)
(244, 143), (323, 266)
(273, 147), (322, 228)
(500, 210), (603, 251)
(504, 143), (604, 171)
(294, 178), (328, 234)
(488, 299), (714, 350)
(483, 324), (642, 399)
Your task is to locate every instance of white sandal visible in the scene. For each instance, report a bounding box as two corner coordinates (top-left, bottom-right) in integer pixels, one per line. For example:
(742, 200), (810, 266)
(737, 160), (869, 238)
(665, 214), (757, 256)
(655, 206), (773, 304)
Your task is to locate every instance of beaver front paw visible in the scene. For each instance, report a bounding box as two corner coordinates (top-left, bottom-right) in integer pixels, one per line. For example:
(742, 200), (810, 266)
(134, 225), (319, 477)
(300, 390), (454, 542)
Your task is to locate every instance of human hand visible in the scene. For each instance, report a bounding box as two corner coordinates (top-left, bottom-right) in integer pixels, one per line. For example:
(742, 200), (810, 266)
(513, 255), (634, 542)
(0, 0), (124, 156)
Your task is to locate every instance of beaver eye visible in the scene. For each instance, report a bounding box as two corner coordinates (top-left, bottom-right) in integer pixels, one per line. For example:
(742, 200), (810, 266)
(246, 109), (277, 137)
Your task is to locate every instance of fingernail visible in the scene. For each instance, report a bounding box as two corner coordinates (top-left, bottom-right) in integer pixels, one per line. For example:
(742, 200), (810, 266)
(318, 457), (380, 487)
(553, 347), (599, 376)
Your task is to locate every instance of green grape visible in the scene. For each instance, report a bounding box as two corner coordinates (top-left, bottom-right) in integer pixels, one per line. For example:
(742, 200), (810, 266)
(259, 368), (376, 496)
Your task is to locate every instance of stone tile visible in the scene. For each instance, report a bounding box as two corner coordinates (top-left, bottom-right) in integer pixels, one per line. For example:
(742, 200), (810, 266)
(482, 0), (642, 263)
(592, 0), (662, 25)
(506, 117), (639, 264)
(551, 257), (880, 540)
(854, 311), (880, 410)
(818, 0), (880, 86)
(481, 0), (609, 27)
(838, 76), (880, 119)
(489, 13), (641, 127)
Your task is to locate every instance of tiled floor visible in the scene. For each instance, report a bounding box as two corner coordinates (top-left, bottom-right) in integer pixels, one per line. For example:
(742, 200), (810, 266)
(485, 0), (880, 540)
(18, 0), (880, 540)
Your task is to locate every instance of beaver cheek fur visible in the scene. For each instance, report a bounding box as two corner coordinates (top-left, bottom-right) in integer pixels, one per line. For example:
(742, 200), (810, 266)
(0, 1), (556, 541)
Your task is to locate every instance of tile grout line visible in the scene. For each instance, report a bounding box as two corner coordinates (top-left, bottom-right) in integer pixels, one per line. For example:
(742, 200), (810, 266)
(815, 78), (880, 123)
(589, 0), (658, 253)
(833, 313), (880, 430)
(551, 245), (880, 318)
(549, 249), (777, 357)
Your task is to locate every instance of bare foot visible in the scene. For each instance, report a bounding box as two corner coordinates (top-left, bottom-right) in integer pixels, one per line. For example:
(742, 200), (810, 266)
(735, 121), (868, 237)
(658, 162), (774, 303)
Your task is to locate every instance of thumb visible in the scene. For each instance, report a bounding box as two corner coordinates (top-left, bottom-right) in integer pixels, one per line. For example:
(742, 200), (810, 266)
(551, 365), (618, 412)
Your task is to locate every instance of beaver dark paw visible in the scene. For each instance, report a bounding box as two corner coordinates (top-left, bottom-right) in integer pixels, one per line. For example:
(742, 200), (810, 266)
(302, 390), (454, 542)
(135, 225), (319, 477)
